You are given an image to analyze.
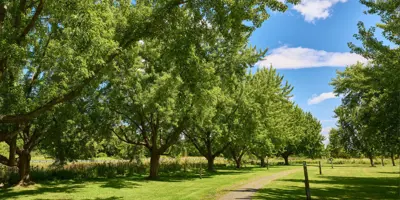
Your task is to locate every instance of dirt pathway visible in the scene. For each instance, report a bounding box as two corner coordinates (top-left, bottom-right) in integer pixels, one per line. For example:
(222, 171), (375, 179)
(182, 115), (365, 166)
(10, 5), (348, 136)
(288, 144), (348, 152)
(218, 168), (301, 200)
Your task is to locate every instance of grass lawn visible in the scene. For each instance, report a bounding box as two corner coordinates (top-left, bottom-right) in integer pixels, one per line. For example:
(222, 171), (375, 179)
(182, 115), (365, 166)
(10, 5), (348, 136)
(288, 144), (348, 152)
(0, 165), (296, 200)
(253, 164), (400, 200)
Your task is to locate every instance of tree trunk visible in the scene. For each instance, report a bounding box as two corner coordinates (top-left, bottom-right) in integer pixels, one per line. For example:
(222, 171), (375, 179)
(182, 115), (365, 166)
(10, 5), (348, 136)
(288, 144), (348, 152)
(235, 158), (242, 169)
(390, 153), (396, 166)
(283, 155), (289, 165)
(260, 157), (265, 167)
(368, 155), (375, 167)
(18, 150), (32, 186)
(381, 157), (384, 166)
(8, 136), (17, 166)
(266, 157), (269, 170)
(149, 153), (161, 179)
(207, 156), (215, 171)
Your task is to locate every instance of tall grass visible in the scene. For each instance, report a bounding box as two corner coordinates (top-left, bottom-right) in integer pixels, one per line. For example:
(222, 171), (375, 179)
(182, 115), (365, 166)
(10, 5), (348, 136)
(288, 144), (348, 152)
(0, 157), (228, 185)
(0, 156), (397, 186)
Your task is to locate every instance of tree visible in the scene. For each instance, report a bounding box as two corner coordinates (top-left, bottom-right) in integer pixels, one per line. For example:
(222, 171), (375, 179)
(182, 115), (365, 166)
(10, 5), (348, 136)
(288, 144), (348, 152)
(327, 128), (351, 158)
(104, 55), (189, 179)
(185, 74), (251, 171)
(276, 105), (306, 165)
(224, 76), (258, 169)
(38, 98), (108, 165)
(184, 39), (267, 171)
(249, 67), (293, 167)
(298, 113), (324, 159)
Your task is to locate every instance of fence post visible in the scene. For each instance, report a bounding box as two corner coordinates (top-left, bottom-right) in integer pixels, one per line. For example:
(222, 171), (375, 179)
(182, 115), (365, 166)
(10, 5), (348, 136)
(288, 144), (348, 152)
(303, 161), (311, 200)
(199, 162), (202, 179)
(319, 161), (322, 175)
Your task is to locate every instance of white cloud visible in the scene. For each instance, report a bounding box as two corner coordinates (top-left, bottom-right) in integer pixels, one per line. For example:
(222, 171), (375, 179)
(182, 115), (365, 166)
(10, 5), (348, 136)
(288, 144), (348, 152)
(321, 127), (333, 135)
(293, 0), (348, 22)
(308, 92), (338, 105)
(256, 46), (367, 69)
(320, 119), (337, 123)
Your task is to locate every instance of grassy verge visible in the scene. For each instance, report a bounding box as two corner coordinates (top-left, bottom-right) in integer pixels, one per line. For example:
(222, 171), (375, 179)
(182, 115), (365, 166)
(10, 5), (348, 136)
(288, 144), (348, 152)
(254, 164), (400, 200)
(0, 165), (296, 200)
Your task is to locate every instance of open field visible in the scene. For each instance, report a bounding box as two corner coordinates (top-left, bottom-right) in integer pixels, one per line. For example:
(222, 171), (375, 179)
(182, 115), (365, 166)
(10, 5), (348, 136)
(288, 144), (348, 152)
(254, 164), (400, 200)
(0, 166), (297, 200)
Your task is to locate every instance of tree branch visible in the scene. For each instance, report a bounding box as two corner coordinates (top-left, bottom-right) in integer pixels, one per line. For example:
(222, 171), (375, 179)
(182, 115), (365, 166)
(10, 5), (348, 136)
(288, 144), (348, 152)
(18, 0), (44, 42)
(0, 3), (6, 28)
(213, 141), (231, 158)
(112, 128), (147, 147)
(27, 127), (42, 151)
(184, 131), (207, 157)
(159, 117), (187, 153)
(0, 124), (25, 142)
(0, 154), (11, 166)
(26, 32), (53, 96)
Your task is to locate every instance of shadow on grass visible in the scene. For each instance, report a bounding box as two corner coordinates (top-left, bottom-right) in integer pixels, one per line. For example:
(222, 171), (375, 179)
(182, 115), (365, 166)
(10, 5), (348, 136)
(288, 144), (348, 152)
(378, 171), (400, 174)
(0, 184), (84, 199)
(153, 166), (270, 182)
(0, 165), (276, 199)
(83, 197), (123, 200)
(99, 178), (142, 189)
(253, 176), (400, 200)
(35, 197), (123, 200)
(0, 177), (141, 199)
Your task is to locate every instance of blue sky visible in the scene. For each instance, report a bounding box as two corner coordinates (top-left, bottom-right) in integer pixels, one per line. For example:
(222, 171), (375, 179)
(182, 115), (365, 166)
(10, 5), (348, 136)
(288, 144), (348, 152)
(248, 0), (384, 144)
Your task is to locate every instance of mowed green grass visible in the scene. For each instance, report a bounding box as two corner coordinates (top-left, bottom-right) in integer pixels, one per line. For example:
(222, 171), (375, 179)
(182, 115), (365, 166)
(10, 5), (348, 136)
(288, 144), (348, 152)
(0, 165), (296, 200)
(253, 164), (400, 200)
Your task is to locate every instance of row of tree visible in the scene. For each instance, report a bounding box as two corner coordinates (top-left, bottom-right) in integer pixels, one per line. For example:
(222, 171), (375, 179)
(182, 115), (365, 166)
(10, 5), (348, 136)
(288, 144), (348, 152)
(328, 0), (399, 167)
(0, 0), (324, 185)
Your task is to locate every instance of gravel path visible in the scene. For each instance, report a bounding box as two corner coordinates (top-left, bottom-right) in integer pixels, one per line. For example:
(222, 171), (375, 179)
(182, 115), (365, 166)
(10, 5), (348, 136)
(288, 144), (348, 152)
(218, 168), (301, 200)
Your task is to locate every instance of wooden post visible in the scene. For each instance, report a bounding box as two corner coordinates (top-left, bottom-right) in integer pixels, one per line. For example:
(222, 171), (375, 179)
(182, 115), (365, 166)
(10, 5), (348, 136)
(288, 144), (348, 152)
(319, 161), (322, 175)
(303, 161), (311, 200)
(199, 162), (202, 179)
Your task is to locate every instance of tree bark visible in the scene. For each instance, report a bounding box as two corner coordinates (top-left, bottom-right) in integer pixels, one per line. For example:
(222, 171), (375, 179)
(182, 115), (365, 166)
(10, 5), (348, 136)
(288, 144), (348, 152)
(235, 157), (242, 169)
(260, 157), (265, 167)
(207, 156), (215, 171)
(18, 150), (32, 186)
(381, 157), (384, 166)
(283, 155), (290, 165)
(390, 153), (396, 166)
(149, 153), (160, 179)
(368, 155), (375, 167)
(8, 136), (17, 166)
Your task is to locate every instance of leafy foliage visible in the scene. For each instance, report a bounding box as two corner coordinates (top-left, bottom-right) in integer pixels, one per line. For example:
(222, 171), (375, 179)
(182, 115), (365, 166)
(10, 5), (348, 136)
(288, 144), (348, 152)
(331, 0), (400, 166)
